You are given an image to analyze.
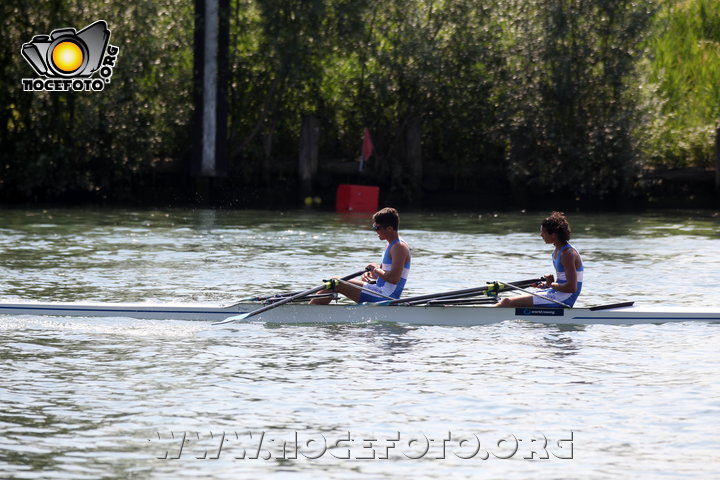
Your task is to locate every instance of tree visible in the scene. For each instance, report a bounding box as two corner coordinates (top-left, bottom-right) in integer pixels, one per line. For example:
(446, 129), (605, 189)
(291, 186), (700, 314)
(500, 0), (656, 201)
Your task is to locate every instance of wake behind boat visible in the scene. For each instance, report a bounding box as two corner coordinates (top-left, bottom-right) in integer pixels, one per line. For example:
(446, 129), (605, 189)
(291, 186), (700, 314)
(1, 298), (719, 326)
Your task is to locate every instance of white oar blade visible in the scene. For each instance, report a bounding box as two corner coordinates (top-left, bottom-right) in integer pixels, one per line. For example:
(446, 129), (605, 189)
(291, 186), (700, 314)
(213, 312), (250, 325)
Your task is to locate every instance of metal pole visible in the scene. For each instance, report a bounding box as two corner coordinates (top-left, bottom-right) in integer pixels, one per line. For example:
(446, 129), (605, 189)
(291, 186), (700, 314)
(201, 0), (218, 176)
(192, 0), (228, 178)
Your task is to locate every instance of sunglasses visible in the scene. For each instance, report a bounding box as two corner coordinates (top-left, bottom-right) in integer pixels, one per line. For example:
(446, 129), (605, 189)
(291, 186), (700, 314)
(372, 224), (388, 231)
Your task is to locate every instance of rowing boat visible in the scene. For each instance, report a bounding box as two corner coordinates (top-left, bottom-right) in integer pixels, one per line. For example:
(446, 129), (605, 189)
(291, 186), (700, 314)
(1, 300), (719, 326)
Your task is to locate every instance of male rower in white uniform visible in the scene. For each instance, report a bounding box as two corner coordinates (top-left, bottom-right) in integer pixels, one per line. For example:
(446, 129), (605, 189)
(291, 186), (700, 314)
(310, 207), (411, 304)
(497, 211), (583, 308)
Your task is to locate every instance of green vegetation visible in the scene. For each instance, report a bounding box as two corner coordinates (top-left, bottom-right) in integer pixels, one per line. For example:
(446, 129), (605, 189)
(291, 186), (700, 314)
(1, 0), (718, 205)
(645, 0), (720, 168)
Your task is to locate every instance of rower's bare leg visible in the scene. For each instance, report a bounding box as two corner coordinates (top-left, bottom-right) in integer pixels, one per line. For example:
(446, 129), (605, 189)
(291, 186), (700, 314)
(309, 278), (364, 304)
(309, 289), (333, 305)
(496, 295), (534, 307)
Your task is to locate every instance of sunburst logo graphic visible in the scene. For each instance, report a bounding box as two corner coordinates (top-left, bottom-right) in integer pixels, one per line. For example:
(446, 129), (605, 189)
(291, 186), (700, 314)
(21, 20), (120, 92)
(52, 41), (84, 73)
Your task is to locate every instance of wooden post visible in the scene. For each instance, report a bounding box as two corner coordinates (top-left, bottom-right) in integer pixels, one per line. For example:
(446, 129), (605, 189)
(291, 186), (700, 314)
(298, 115), (319, 199)
(262, 124), (274, 186)
(403, 114), (422, 204)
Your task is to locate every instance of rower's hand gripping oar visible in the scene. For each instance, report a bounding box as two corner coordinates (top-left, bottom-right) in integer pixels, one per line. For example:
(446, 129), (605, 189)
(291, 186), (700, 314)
(213, 269), (368, 325)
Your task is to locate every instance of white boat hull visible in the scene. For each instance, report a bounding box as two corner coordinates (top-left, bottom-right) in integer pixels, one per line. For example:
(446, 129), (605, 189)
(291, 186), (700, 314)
(1, 301), (719, 326)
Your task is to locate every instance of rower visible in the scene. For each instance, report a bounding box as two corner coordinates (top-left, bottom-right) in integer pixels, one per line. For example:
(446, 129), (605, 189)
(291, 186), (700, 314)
(496, 211), (583, 308)
(310, 207), (411, 304)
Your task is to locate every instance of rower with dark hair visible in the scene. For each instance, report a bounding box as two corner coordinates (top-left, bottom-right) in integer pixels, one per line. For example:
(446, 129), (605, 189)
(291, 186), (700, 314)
(310, 207), (411, 304)
(497, 211), (584, 308)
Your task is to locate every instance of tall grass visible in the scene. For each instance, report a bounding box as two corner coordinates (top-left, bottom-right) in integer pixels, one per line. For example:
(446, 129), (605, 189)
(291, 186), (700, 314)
(645, 0), (720, 168)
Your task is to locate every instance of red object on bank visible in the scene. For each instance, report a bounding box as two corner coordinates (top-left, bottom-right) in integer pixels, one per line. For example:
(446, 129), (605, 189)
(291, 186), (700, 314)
(360, 128), (373, 172)
(336, 184), (379, 212)
(362, 128), (373, 161)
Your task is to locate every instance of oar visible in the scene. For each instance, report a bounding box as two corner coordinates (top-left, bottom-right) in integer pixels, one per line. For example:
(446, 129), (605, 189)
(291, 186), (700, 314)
(227, 288), (314, 307)
(227, 291), (299, 307)
(383, 278), (542, 306)
(213, 269), (367, 325)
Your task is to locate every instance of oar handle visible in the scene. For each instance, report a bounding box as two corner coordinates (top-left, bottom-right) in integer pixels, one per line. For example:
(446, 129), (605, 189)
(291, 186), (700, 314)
(341, 268), (372, 280)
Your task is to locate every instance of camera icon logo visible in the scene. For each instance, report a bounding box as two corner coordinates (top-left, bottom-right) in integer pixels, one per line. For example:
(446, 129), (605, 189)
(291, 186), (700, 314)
(21, 20), (120, 92)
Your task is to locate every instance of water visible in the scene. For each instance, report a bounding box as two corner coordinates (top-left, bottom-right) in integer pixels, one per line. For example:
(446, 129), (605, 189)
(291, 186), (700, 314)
(1, 208), (719, 479)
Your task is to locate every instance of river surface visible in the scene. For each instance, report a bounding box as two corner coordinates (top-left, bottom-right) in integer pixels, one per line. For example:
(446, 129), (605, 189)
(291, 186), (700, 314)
(1, 207), (719, 479)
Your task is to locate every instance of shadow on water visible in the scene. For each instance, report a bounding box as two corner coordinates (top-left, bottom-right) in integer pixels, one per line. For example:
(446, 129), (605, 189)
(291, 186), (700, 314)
(510, 321), (586, 359)
(264, 322), (421, 359)
(541, 331), (583, 359)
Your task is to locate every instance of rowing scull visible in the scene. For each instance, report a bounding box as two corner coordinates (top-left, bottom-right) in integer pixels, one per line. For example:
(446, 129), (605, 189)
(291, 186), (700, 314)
(0, 300), (719, 326)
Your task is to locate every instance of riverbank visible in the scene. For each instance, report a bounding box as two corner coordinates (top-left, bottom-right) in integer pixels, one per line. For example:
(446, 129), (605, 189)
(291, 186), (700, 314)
(1, 163), (717, 210)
